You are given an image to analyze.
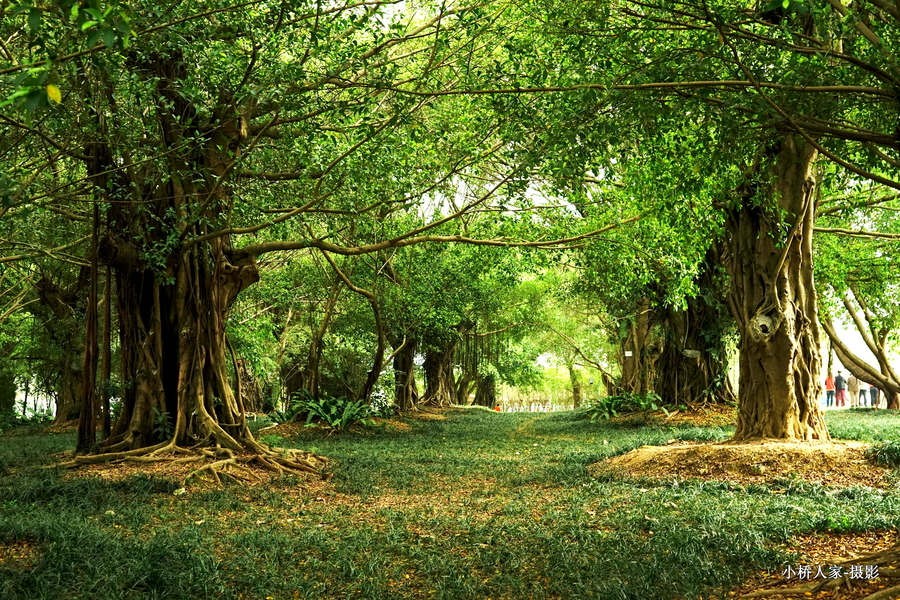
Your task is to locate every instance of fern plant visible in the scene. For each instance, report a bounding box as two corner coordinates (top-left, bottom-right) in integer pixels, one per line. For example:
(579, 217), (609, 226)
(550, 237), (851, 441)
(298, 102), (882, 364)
(297, 395), (375, 430)
(270, 390), (313, 424)
(583, 392), (666, 422)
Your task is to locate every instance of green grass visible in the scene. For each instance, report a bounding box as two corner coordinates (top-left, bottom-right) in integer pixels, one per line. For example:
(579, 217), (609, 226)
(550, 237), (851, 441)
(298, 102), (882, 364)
(2, 408), (900, 599)
(824, 408), (900, 441)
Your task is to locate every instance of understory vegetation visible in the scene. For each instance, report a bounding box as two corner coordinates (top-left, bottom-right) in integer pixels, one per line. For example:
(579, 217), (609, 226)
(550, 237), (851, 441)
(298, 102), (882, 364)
(3, 408), (900, 600)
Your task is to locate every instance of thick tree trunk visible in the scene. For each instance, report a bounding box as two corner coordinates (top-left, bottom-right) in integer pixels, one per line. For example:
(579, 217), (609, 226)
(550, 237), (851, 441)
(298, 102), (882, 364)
(654, 249), (736, 405)
(105, 245), (260, 452)
(455, 371), (475, 405)
(392, 338), (419, 410)
(33, 276), (87, 425)
(423, 344), (457, 406)
(235, 359), (264, 413)
(567, 363), (583, 409)
(55, 50), (327, 478)
(617, 298), (661, 396)
(472, 374), (497, 408)
(726, 136), (829, 441)
(54, 352), (85, 425)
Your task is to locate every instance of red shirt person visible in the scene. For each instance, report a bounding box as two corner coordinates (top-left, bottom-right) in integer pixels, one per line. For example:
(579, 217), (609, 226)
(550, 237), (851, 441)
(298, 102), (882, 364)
(834, 371), (848, 407)
(825, 373), (835, 407)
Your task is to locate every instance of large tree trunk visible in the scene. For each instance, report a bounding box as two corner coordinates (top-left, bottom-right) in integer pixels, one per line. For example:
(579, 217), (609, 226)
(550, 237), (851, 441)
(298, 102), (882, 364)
(97, 49), (267, 453)
(472, 374), (497, 408)
(455, 371), (475, 405)
(616, 297), (661, 396)
(56, 42), (326, 480)
(653, 249), (736, 405)
(234, 359), (264, 413)
(54, 351), (85, 425)
(567, 362), (583, 409)
(392, 337), (419, 410)
(725, 136), (829, 441)
(423, 344), (457, 406)
(33, 276), (86, 425)
(105, 246), (260, 452)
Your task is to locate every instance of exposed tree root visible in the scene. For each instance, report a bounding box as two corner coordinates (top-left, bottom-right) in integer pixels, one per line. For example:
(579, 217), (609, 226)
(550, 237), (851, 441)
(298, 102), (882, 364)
(49, 439), (330, 485)
(739, 545), (900, 599)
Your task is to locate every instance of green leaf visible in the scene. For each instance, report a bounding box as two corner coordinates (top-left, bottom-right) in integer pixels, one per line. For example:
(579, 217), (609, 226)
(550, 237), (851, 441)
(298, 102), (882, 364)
(101, 28), (116, 49)
(27, 8), (40, 32)
(24, 89), (45, 112)
(81, 20), (99, 31)
(782, 0), (790, 8)
(86, 30), (102, 47)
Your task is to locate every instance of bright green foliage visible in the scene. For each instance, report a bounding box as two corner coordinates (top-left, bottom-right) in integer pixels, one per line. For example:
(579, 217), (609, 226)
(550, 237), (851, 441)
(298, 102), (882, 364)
(868, 440), (900, 468)
(273, 389), (375, 430)
(256, 433), (285, 447)
(583, 391), (665, 421)
(151, 407), (173, 442)
(295, 394), (375, 430)
(0, 411), (52, 435)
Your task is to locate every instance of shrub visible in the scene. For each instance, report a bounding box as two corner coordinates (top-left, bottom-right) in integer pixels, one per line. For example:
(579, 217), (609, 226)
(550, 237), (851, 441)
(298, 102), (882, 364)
(269, 390), (312, 424)
(270, 390), (375, 430)
(583, 392), (665, 421)
(867, 440), (900, 467)
(297, 395), (375, 430)
(0, 410), (53, 434)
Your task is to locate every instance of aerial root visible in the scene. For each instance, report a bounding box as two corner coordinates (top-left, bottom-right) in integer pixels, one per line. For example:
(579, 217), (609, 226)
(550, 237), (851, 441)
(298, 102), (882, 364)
(51, 441), (330, 486)
(185, 458), (259, 485)
(739, 545), (900, 599)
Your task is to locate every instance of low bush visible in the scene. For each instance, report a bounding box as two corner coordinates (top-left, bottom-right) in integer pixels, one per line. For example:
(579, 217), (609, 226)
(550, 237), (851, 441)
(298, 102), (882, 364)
(271, 391), (376, 430)
(583, 392), (665, 421)
(297, 395), (375, 430)
(0, 411), (52, 434)
(868, 440), (900, 467)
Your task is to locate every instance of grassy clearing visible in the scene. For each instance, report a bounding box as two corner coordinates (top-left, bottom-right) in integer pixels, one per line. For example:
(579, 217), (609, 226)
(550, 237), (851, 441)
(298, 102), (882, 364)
(1, 408), (899, 599)
(825, 408), (900, 441)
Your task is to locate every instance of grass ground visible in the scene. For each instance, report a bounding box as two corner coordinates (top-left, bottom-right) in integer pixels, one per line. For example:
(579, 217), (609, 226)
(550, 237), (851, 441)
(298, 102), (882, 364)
(1, 407), (900, 600)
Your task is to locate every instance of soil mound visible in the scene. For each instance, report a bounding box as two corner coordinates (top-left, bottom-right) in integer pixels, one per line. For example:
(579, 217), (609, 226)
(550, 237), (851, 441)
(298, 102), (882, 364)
(589, 439), (892, 488)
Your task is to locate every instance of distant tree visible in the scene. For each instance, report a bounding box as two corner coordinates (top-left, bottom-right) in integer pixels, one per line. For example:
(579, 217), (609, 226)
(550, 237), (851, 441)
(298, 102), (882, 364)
(816, 193), (900, 408)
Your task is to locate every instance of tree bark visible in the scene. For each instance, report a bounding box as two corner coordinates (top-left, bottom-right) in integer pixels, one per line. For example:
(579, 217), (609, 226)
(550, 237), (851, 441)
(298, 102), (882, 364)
(726, 136), (829, 441)
(97, 51), (266, 453)
(653, 248), (736, 405)
(567, 362), (583, 409)
(392, 337), (419, 410)
(455, 371), (475, 405)
(77, 206), (100, 453)
(472, 374), (497, 407)
(616, 297), (661, 396)
(234, 359), (264, 413)
(423, 344), (458, 406)
(33, 275), (86, 425)
(105, 246), (261, 452)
